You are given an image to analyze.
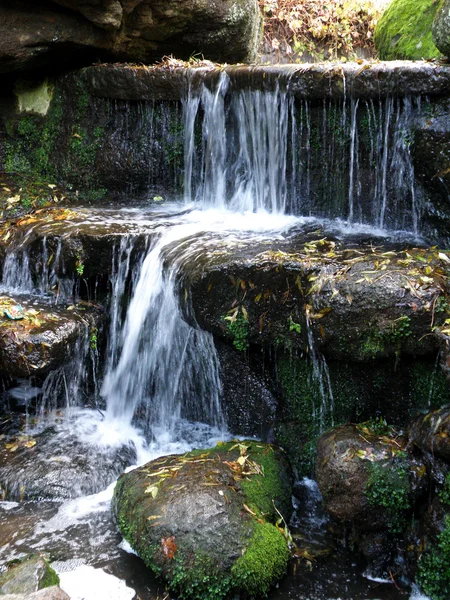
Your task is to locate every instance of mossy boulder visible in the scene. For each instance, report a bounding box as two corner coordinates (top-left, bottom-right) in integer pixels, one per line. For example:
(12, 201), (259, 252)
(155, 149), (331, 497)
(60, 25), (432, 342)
(0, 555), (59, 595)
(374, 0), (442, 60)
(316, 424), (421, 528)
(316, 422), (428, 576)
(113, 441), (293, 600)
(433, 0), (450, 57)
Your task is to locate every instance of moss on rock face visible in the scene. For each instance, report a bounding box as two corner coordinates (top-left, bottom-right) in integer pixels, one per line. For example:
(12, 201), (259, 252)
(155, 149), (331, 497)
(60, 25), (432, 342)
(231, 522), (290, 597)
(374, 0), (442, 60)
(417, 515), (450, 600)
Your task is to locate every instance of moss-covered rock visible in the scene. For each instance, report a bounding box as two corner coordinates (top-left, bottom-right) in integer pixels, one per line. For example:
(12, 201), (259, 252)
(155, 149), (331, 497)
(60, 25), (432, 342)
(433, 0), (450, 57)
(374, 0), (442, 60)
(113, 441), (293, 600)
(0, 555), (59, 595)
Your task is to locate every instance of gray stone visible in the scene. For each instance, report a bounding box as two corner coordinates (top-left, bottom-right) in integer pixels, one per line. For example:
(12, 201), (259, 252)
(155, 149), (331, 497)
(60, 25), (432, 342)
(113, 441), (293, 599)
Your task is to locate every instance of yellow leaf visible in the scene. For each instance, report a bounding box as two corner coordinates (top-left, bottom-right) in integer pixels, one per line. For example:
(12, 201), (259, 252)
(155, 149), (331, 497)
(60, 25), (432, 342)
(145, 485), (159, 498)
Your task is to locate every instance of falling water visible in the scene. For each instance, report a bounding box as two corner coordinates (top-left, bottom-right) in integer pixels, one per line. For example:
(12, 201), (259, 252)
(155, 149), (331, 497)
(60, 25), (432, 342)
(182, 78), (423, 232)
(1, 251), (33, 293)
(101, 219), (224, 436)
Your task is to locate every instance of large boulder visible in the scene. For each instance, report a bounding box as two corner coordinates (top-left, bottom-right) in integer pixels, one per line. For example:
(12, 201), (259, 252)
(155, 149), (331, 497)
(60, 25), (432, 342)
(374, 0), (442, 60)
(316, 422), (428, 576)
(433, 0), (450, 57)
(113, 441), (293, 600)
(0, 0), (261, 74)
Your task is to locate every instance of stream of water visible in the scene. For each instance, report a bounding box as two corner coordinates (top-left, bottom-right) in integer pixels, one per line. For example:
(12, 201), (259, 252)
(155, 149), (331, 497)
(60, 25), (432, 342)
(0, 74), (431, 599)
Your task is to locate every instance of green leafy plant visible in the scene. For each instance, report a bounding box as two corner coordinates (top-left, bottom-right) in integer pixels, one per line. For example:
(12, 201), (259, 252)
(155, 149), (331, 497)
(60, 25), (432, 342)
(75, 254), (85, 276)
(224, 308), (249, 351)
(289, 315), (302, 334)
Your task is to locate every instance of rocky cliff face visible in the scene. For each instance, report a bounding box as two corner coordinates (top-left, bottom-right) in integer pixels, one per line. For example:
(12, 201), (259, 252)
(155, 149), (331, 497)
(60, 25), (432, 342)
(0, 0), (261, 74)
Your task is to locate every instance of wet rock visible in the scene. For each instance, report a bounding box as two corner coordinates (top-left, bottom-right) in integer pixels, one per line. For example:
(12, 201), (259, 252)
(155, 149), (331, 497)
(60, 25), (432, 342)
(0, 295), (102, 378)
(433, 0), (450, 58)
(0, 554), (59, 595)
(84, 62), (450, 102)
(182, 229), (448, 362)
(374, 0), (441, 60)
(315, 423), (425, 529)
(0, 0), (261, 74)
(113, 441), (293, 600)
(413, 98), (450, 245)
(216, 342), (277, 440)
(421, 490), (449, 545)
(408, 405), (450, 462)
(1, 588), (70, 600)
(0, 419), (136, 500)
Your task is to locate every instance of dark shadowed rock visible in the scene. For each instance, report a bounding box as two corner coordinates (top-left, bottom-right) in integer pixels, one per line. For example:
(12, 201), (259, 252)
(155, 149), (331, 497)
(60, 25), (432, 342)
(113, 441), (293, 599)
(315, 423), (425, 528)
(408, 405), (450, 462)
(0, 0), (261, 74)
(216, 341), (277, 439)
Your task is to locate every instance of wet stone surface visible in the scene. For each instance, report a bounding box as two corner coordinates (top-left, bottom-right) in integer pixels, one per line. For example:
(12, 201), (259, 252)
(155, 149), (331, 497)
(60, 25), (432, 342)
(0, 294), (102, 378)
(0, 411), (137, 501)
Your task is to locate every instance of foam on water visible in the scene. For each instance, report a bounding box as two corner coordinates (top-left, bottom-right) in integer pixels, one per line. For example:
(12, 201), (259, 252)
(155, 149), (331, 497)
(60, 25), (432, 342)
(56, 565), (134, 600)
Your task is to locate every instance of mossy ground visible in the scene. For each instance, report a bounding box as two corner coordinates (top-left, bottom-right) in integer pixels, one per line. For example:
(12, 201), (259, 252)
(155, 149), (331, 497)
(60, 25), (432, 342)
(374, 0), (442, 60)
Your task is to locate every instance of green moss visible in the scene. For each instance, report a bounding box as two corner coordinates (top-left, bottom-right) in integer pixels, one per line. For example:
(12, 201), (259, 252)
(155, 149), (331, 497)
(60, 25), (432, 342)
(38, 564), (60, 590)
(417, 515), (450, 600)
(409, 360), (449, 412)
(275, 354), (358, 476)
(365, 459), (411, 533)
(240, 443), (292, 521)
(170, 553), (232, 600)
(439, 473), (450, 505)
(231, 522), (289, 597)
(374, 0), (443, 60)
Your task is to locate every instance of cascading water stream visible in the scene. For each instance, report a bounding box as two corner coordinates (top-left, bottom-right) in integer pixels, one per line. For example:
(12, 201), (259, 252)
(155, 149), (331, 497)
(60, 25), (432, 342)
(101, 219), (224, 436)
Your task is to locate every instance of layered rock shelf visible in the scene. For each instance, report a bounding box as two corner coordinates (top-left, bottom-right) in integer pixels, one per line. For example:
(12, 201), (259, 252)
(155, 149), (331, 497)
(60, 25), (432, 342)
(85, 61), (450, 102)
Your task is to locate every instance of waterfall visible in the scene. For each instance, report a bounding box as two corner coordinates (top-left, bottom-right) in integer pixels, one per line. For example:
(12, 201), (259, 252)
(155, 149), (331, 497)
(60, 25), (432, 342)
(100, 77), (425, 442)
(183, 73), (290, 213)
(182, 77), (423, 232)
(101, 220), (224, 436)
